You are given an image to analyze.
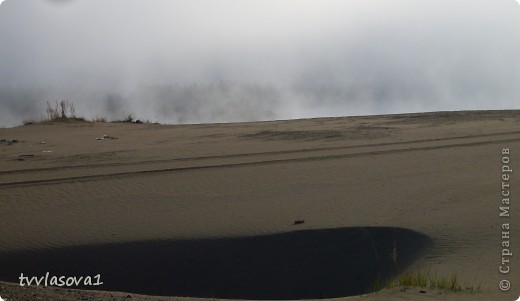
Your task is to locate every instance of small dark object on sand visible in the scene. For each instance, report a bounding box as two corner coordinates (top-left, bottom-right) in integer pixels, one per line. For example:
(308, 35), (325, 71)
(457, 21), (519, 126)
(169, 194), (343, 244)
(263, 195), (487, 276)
(294, 220), (305, 225)
(97, 135), (118, 140)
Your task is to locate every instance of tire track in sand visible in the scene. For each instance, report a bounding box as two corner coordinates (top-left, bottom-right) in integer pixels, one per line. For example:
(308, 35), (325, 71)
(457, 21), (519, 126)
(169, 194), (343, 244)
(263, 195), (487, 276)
(1, 134), (519, 188)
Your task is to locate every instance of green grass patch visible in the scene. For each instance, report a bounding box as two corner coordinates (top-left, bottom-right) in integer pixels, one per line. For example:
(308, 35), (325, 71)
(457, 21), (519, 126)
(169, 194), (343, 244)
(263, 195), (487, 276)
(373, 268), (482, 294)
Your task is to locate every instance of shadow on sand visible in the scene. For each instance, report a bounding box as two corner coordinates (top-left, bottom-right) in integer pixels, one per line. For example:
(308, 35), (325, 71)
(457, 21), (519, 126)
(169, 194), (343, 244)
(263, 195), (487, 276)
(0, 227), (432, 299)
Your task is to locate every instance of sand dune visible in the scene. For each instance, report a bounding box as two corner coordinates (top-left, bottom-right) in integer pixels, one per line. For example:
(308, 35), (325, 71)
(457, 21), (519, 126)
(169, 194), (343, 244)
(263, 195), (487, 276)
(0, 110), (519, 300)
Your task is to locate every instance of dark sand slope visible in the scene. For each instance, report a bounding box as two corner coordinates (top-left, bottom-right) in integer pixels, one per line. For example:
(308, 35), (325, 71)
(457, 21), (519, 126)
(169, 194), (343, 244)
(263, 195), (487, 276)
(0, 110), (519, 301)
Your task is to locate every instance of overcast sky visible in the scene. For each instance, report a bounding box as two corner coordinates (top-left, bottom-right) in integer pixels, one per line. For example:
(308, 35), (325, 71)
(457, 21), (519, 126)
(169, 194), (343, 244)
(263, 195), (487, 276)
(0, 0), (519, 126)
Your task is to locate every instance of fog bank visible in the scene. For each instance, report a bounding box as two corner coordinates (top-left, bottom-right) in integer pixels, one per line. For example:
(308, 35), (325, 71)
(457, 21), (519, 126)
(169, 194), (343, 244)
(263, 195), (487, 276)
(1, 0), (519, 127)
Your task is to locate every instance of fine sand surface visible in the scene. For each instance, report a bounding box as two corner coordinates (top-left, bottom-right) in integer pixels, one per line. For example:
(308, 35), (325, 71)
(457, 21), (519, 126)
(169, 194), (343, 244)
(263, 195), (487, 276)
(0, 110), (519, 301)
